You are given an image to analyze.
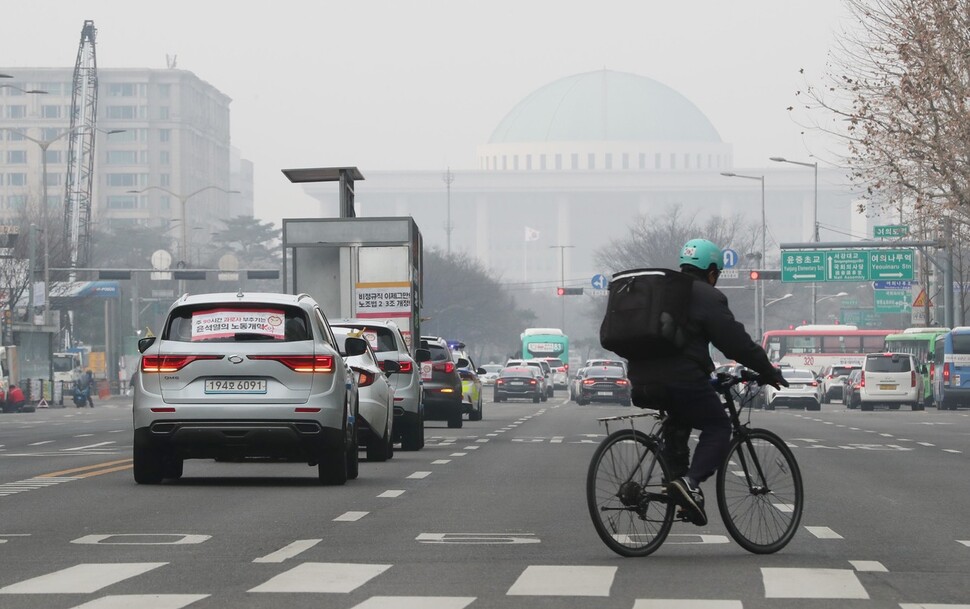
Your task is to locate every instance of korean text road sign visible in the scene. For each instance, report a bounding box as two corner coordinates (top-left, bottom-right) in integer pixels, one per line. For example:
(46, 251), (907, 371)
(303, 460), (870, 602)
(782, 248), (914, 282)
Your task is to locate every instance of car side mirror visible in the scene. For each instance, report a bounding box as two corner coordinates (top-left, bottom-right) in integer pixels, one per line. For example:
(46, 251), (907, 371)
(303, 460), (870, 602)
(137, 336), (156, 353)
(415, 348), (431, 363)
(345, 336), (367, 357)
(456, 357), (470, 369)
(382, 360), (401, 374)
(477, 367), (487, 375)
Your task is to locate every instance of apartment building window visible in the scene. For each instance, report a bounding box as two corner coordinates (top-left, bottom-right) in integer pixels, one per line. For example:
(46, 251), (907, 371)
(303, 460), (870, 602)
(107, 83), (138, 97)
(160, 195), (171, 210)
(555, 154), (562, 170)
(540, 155), (546, 170)
(39, 83), (64, 96)
(159, 106), (169, 120)
(587, 153), (596, 170)
(6, 173), (27, 186)
(159, 150), (170, 165)
(526, 155), (532, 170)
(6, 150), (27, 164)
(41, 127), (61, 140)
(45, 173), (61, 187)
(571, 153), (579, 170)
(106, 150), (138, 164)
(106, 105), (142, 120)
(106, 173), (138, 187)
(622, 153), (629, 170)
(160, 174), (171, 187)
(107, 195), (138, 210)
(684, 154), (690, 169)
(44, 150), (62, 164)
(159, 129), (170, 143)
(502, 156), (507, 170)
(158, 84), (171, 98)
(45, 195), (58, 208)
(6, 195), (27, 210)
(640, 153), (647, 169)
(655, 153), (662, 169)
(670, 153), (676, 169)
(513, 155), (519, 170)
(605, 153), (613, 170)
(41, 105), (62, 119)
(5, 105), (26, 119)
(5, 130), (25, 141)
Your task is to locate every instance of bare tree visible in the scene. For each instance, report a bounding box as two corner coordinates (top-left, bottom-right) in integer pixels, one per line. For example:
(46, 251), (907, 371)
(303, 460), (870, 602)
(594, 204), (757, 273)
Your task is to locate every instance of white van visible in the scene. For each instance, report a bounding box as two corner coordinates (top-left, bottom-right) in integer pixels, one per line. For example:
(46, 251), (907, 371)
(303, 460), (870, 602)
(859, 352), (922, 411)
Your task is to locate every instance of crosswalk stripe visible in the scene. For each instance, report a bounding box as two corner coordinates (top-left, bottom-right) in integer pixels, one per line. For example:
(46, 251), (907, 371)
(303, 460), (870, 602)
(806, 526), (844, 539)
(634, 601), (742, 608)
(254, 539), (322, 563)
(761, 568), (868, 599)
(248, 562), (391, 593)
(349, 597), (475, 609)
(68, 594), (209, 609)
(0, 563), (167, 594)
(507, 565), (616, 596)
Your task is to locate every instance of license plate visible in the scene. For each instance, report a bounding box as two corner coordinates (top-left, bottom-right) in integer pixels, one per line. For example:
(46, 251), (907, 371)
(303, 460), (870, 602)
(957, 375), (962, 386)
(598, 391), (613, 396)
(205, 379), (267, 394)
(511, 381), (524, 385)
(878, 384), (896, 391)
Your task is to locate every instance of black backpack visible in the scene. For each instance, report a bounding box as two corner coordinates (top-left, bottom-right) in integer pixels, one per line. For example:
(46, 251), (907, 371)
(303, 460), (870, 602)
(599, 268), (694, 360)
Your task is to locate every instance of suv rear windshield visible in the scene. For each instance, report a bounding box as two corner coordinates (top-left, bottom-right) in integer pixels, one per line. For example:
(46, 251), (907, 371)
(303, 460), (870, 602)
(866, 355), (912, 372)
(782, 369), (815, 381)
(544, 358), (565, 368)
(832, 366), (858, 376)
(424, 343), (451, 361)
(165, 304), (310, 343)
(587, 366), (625, 378)
(339, 325), (397, 352)
(500, 367), (534, 378)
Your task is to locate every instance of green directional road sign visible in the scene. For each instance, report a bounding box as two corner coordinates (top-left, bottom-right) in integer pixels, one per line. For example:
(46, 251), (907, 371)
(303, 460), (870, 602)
(874, 225), (909, 239)
(782, 248), (915, 282)
(781, 250), (825, 282)
(826, 250), (869, 281)
(874, 289), (910, 313)
(868, 249), (914, 280)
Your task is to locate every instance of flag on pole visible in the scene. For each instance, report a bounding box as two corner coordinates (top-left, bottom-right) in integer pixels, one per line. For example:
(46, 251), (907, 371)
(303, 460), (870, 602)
(524, 227), (540, 242)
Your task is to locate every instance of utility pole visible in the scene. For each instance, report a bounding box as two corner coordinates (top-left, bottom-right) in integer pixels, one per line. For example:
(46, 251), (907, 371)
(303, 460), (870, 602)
(550, 245), (575, 333)
(443, 167), (454, 254)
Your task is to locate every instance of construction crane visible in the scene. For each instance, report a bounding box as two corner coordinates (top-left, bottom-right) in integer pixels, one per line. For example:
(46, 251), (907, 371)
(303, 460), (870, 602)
(63, 20), (98, 278)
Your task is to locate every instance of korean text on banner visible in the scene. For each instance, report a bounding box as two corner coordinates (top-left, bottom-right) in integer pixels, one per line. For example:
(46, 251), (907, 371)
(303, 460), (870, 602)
(355, 282), (411, 319)
(192, 309), (285, 340)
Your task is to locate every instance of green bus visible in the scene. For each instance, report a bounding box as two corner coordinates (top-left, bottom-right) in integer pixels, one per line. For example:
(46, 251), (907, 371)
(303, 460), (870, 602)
(885, 327), (950, 407)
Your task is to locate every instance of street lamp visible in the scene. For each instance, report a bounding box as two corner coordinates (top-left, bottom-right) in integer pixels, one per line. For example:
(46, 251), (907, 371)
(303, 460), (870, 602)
(816, 291), (849, 304)
(549, 244), (575, 332)
(722, 171), (766, 339)
(127, 185), (239, 292)
(771, 156), (819, 323)
(0, 84), (48, 94)
(766, 293), (794, 307)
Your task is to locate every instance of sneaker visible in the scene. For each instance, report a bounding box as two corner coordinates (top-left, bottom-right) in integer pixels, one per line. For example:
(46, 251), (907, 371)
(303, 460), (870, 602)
(668, 477), (707, 526)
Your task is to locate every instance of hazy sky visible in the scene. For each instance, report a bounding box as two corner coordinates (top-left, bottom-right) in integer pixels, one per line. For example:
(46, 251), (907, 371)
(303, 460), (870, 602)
(3, 0), (851, 228)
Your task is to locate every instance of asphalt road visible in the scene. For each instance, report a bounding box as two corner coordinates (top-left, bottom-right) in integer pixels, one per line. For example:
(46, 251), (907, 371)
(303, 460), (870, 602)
(1, 393), (968, 609)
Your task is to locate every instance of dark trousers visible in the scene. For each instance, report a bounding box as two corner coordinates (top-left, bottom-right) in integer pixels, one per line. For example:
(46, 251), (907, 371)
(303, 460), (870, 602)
(632, 381), (732, 484)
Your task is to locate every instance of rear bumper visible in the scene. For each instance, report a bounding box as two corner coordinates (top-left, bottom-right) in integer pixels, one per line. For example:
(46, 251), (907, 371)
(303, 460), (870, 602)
(423, 394), (463, 420)
(579, 389), (631, 403)
(494, 387), (540, 400)
(138, 420), (343, 462)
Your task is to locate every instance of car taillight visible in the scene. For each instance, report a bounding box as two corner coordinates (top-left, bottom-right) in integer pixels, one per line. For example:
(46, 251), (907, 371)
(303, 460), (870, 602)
(558, 366), (566, 373)
(911, 370), (917, 387)
(529, 379), (536, 385)
(930, 362), (935, 380)
(496, 379), (505, 385)
(860, 371), (865, 388)
(141, 355), (222, 373)
(248, 355), (334, 373)
(811, 381), (818, 387)
(432, 361), (455, 374)
(583, 379), (596, 385)
(615, 379), (629, 386)
(943, 363), (951, 385)
(357, 370), (376, 387)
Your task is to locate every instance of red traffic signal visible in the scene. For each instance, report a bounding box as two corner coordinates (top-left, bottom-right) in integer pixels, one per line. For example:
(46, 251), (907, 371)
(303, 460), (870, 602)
(556, 287), (583, 296)
(749, 270), (781, 280)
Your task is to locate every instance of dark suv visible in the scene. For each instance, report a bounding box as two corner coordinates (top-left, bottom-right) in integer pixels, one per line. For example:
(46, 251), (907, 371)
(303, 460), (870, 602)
(420, 336), (467, 428)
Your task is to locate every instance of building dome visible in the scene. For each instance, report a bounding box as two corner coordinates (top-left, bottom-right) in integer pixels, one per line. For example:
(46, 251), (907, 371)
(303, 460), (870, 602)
(478, 69), (732, 172)
(488, 69), (722, 144)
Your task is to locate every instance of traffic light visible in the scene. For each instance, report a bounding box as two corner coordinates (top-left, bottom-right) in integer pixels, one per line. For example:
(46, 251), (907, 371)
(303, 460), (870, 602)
(556, 287), (584, 296)
(749, 270), (781, 280)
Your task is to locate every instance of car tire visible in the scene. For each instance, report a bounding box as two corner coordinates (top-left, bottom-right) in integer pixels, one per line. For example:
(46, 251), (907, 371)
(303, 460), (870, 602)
(133, 429), (164, 485)
(533, 394), (540, 403)
(807, 402), (820, 411)
(402, 416), (423, 451)
(540, 393), (548, 402)
(861, 402), (874, 412)
(912, 402), (924, 411)
(346, 421), (360, 480)
(469, 397), (483, 421)
(367, 425), (392, 462)
(319, 425), (350, 486)
(447, 409), (463, 428)
(889, 403), (900, 410)
(162, 455), (184, 480)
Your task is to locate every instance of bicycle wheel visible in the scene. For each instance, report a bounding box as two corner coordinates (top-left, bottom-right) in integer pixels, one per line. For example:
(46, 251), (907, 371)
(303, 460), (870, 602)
(586, 428), (674, 557)
(716, 428), (803, 554)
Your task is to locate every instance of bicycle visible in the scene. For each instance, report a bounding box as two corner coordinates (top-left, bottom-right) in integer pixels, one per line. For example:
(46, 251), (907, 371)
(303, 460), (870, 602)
(586, 370), (803, 557)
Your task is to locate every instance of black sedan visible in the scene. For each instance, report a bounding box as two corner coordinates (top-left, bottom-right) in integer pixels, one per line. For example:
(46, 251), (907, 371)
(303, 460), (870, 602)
(575, 366), (632, 406)
(493, 366), (544, 403)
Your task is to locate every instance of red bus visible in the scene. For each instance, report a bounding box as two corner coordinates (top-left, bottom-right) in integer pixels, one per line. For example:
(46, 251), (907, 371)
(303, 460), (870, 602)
(761, 325), (901, 374)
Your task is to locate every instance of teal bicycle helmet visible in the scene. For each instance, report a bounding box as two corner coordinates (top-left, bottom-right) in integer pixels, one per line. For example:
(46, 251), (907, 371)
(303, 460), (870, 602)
(679, 238), (724, 271)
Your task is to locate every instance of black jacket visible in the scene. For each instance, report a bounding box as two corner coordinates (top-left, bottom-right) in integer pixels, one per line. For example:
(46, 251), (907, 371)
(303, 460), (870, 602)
(628, 273), (775, 384)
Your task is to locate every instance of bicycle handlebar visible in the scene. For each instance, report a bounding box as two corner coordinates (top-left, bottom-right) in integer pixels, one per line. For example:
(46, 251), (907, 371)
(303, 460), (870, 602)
(712, 369), (765, 392)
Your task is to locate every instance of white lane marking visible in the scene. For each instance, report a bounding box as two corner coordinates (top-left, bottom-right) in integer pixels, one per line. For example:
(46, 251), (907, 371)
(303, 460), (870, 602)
(0, 562), (167, 594)
(72, 535), (210, 546)
(432, 459), (451, 465)
(849, 560), (887, 572)
(507, 565), (616, 596)
(773, 503), (795, 513)
(74, 434), (95, 438)
(248, 562), (391, 593)
(899, 604), (970, 609)
(475, 438), (489, 443)
(958, 540), (970, 547)
(378, 490), (405, 498)
(108, 430), (125, 433)
(486, 433), (498, 437)
(253, 539), (322, 563)
(550, 436), (564, 443)
(334, 511), (368, 522)
(28, 441), (54, 446)
(449, 453), (467, 457)
(64, 442), (115, 451)
(761, 568), (868, 599)
(879, 433), (893, 437)
(943, 449), (962, 453)
(68, 595), (209, 609)
(349, 597), (475, 609)
(407, 471), (431, 479)
(918, 442), (936, 446)
(462, 446), (480, 450)
(634, 601), (742, 609)
(806, 526), (844, 539)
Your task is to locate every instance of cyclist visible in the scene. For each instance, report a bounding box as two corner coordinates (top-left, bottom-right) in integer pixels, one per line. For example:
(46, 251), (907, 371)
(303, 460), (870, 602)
(628, 238), (787, 526)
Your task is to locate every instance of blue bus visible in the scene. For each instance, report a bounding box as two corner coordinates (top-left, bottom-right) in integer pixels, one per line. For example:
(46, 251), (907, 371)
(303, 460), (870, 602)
(521, 328), (569, 368)
(932, 327), (970, 410)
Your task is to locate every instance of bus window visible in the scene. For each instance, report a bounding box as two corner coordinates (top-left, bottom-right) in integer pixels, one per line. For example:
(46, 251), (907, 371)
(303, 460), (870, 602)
(862, 336), (886, 351)
(951, 334), (970, 354)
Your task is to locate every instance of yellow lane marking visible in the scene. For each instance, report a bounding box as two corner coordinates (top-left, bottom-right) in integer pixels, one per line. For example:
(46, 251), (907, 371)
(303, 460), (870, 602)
(37, 458), (133, 478)
(74, 464), (133, 478)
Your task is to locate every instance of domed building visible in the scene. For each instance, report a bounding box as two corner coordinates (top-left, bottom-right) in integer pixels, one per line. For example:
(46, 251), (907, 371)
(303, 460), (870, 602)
(299, 69), (859, 332)
(478, 69), (732, 173)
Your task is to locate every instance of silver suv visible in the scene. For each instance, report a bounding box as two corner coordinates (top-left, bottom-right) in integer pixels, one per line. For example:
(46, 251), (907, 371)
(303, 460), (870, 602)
(132, 292), (365, 485)
(332, 319), (430, 451)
